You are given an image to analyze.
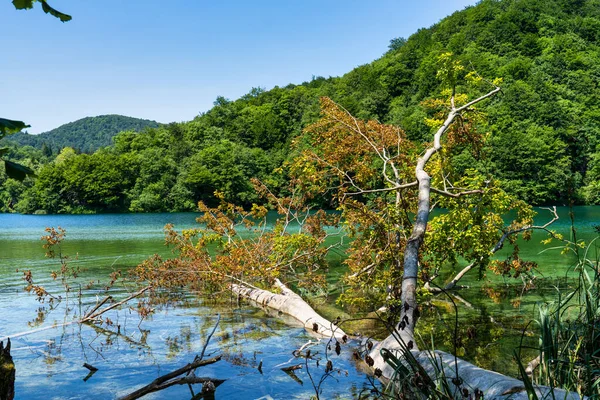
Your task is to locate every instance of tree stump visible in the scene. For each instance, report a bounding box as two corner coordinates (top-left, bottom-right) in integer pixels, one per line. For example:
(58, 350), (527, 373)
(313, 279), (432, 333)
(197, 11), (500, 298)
(0, 339), (15, 400)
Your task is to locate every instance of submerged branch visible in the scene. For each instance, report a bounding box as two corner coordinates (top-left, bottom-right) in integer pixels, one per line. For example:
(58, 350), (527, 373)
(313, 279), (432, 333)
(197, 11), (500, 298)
(82, 286), (152, 322)
(117, 356), (223, 400)
(1, 286), (152, 342)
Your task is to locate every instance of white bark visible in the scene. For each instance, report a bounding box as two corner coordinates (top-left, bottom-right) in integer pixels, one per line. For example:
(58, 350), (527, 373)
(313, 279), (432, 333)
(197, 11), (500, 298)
(394, 86), (502, 349)
(410, 350), (582, 400)
(230, 279), (347, 340)
(232, 281), (583, 399)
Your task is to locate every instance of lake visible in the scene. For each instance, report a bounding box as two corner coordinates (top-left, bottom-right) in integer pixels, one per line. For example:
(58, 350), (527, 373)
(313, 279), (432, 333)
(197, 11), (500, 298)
(0, 207), (598, 398)
(0, 212), (377, 399)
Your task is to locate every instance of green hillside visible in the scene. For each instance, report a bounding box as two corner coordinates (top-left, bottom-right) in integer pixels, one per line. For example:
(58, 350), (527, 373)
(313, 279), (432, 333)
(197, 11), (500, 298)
(3, 115), (160, 154)
(3, 0), (600, 213)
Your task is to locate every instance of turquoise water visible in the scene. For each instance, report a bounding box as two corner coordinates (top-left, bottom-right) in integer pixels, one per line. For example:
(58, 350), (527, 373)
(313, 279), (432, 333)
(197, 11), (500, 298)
(0, 207), (598, 398)
(0, 212), (377, 399)
(419, 206), (600, 375)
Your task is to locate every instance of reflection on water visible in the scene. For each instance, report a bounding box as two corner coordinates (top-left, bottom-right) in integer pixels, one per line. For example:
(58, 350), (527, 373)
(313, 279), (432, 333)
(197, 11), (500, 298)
(0, 212), (379, 399)
(0, 207), (598, 397)
(3, 290), (379, 399)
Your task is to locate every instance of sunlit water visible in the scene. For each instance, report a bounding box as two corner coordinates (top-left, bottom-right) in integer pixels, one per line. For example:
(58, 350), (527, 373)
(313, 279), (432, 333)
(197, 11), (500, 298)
(0, 208), (598, 398)
(0, 213), (377, 399)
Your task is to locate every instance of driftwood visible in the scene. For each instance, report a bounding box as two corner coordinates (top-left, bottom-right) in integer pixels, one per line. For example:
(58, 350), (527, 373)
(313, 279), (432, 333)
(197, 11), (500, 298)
(118, 356), (223, 400)
(233, 281), (584, 400)
(0, 286), (151, 342)
(119, 314), (223, 400)
(82, 286), (152, 322)
(231, 279), (347, 340)
(0, 340), (14, 400)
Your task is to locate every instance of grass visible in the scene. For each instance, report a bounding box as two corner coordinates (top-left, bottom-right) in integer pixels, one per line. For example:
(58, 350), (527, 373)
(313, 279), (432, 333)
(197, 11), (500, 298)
(518, 235), (600, 398)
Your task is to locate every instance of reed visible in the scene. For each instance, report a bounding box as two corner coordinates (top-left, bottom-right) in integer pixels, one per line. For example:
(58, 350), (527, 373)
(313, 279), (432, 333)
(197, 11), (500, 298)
(523, 236), (600, 398)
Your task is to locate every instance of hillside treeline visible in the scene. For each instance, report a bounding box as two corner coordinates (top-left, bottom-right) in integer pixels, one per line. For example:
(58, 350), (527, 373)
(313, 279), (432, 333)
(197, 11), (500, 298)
(2, 0), (599, 213)
(2, 115), (159, 155)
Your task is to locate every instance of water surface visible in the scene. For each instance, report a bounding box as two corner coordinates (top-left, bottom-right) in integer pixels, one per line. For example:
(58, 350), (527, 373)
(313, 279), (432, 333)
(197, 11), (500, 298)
(1, 207), (598, 397)
(0, 212), (376, 399)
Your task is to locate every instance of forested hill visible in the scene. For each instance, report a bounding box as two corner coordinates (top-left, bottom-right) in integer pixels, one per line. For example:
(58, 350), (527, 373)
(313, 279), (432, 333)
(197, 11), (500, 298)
(3, 115), (160, 154)
(3, 0), (600, 213)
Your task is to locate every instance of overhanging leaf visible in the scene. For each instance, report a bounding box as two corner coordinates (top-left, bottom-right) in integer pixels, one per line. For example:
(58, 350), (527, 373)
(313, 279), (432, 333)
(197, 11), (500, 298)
(12, 0), (35, 10)
(40, 0), (72, 22)
(5, 160), (35, 181)
(0, 118), (30, 138)
(0, 148), (9, 157)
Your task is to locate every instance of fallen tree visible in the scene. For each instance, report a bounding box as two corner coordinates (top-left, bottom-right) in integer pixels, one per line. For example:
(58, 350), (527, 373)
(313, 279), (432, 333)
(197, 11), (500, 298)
(231, 279), (583, 400)
(231, 279), (347, 340)
(136, 57), (573, 398)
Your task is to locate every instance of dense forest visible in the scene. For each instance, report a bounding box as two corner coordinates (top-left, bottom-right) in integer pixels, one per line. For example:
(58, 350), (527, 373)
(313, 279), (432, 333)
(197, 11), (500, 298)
(2, 0), (600, 214)
(1, 115), (159, 155)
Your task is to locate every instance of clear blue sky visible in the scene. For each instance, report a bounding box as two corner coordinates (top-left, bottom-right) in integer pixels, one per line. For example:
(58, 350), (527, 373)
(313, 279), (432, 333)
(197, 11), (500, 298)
(1, 0), (478, 134)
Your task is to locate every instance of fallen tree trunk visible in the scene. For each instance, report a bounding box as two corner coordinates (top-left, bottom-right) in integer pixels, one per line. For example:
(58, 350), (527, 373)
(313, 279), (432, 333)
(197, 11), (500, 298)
(118, 356), (223, 400)
(231, 279), (347, 340)
(233, 281), (584, 400)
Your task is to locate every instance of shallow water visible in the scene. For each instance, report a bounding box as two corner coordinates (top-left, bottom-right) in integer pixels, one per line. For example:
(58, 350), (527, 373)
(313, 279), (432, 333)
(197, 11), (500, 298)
(419, 206), (600, 375)
(0, 207), (598, 398)
(0, 212), (377, 399)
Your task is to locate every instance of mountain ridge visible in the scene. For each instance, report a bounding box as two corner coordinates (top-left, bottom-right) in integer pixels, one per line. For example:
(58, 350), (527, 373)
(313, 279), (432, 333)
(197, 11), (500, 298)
(3, 114), (160, 154)
(3, 0), (600, 213)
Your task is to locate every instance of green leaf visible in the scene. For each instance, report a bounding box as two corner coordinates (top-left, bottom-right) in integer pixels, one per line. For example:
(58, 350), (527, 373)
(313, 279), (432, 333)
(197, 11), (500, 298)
(514, 350), (539, 400)
(12, 0), (35, 10)
(0, 118), (30, 138)
(0, 148), (9, 157)
(40, 0), (72, 22)
(5, 160), (35, 181)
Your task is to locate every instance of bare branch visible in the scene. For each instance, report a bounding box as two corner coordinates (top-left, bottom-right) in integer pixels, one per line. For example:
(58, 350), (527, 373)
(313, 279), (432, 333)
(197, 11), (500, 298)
(117, 356), (222, 400)
(82, 295), (112, 320)
(343, 180), (418, 198)
(430, 187), (484, 198)
(82, 286), (152, 322)
(438, 207), (559, 291)
(455, 86), (502, 113)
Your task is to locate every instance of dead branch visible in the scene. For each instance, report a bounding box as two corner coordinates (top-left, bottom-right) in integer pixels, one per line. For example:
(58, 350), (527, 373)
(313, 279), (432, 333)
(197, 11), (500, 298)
(526, 355), (541, 376)
(281, 364), (303, 372)
(435, 207), (559, 291)
(1, 286), (152, 342)
(82, 295), (112, 320)
(430, 187), (484, 198)
(82, 286), (152, 322)
(343, 181), (418, 198)
(83, 363), (98, 372)
(117, 356), (222, 400)
(198, 314), (220, 361)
